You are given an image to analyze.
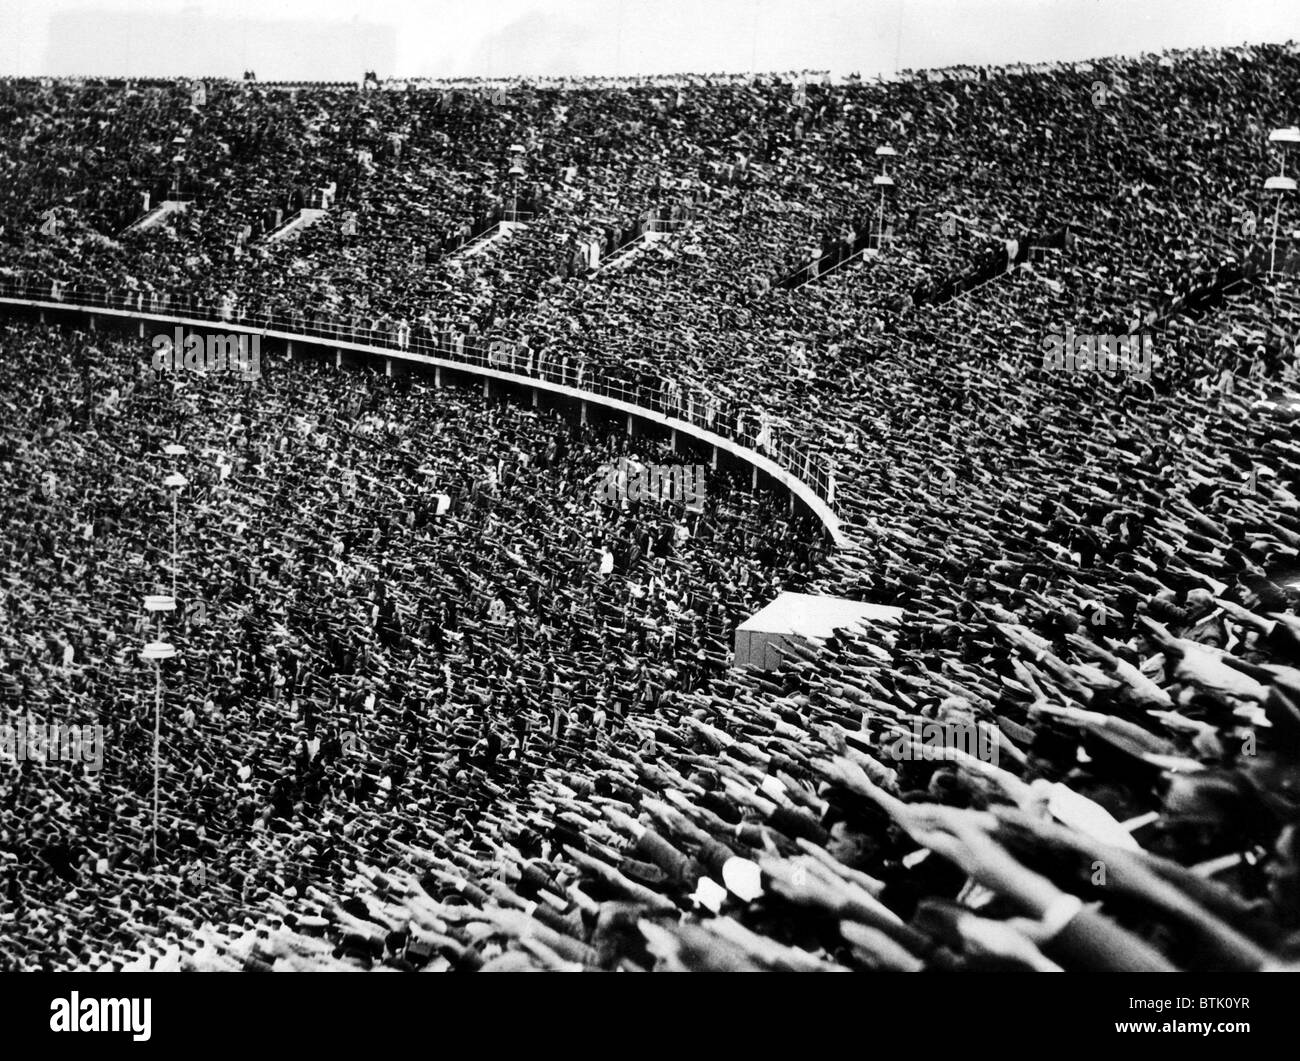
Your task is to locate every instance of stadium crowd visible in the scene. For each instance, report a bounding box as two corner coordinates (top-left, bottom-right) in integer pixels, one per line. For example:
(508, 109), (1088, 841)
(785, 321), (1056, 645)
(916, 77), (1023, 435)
(1, 42), (1300, 970)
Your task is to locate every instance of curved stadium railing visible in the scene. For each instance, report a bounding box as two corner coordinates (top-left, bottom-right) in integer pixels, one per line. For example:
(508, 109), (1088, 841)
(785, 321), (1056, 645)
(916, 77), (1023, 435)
(0, 278), (845, 546)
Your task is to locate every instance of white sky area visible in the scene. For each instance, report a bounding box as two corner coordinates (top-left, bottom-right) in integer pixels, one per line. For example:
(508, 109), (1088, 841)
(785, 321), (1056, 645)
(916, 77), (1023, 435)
(1, 0), (1296, 80)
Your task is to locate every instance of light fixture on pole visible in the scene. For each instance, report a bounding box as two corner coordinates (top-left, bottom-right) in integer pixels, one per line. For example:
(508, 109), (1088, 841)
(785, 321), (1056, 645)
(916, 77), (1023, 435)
(872, 174), (896, 254)
(170, 135), (187, 201)
(508, 169), (526, 224)
(1264, 175), (1296, 275)
(143, 593), (176, 663)
(873, 145), (898, 255)
(140, 636), (177, 867)
(505, 142), (527, 224)
(1266, 128), (1300, 275)
(163, 469), (187, 602)
(1269, 126), (1300, 175)
(144, 593), (176, 618)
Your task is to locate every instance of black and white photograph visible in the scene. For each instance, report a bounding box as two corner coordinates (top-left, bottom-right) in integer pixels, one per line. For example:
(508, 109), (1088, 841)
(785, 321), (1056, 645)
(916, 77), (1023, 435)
(0, 0), (1296, 1039)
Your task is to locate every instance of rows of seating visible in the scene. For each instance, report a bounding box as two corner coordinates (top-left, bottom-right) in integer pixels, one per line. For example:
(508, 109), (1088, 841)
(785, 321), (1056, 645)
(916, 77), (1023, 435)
(2, 43), (1300, 969)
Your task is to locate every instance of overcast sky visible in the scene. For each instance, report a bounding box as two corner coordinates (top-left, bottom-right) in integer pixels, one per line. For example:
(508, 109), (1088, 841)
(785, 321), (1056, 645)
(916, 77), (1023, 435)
(2, 0), (1296, 80)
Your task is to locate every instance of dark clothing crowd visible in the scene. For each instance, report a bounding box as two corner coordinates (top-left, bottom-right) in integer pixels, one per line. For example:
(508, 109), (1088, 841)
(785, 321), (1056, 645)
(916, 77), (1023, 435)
(2, 44), (1300, 970)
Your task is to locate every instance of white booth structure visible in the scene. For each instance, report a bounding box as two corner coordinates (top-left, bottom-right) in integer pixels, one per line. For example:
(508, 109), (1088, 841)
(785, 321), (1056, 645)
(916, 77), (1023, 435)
(733, 592), (903, 671)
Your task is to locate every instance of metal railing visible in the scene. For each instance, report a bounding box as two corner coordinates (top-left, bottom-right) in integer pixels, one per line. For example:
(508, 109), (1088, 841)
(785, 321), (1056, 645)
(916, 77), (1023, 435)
(594, 206), (699, 262)
(0, 277), (839, 516)
(778, 224), (886, 291)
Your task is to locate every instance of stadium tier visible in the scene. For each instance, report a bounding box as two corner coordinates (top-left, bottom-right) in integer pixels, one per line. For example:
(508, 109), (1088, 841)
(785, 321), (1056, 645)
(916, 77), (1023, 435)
(2, 43), (1300, 973)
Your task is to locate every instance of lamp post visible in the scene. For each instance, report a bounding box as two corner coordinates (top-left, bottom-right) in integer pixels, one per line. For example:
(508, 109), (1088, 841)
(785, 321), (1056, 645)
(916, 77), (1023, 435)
(138, 445), (189, 871)
(1269, 126), (1299, 177)
(140, 620), (176, 868)
(163, 463), (188, 601)
(170, 135), (187, 201)
(873, 145), (897, 254)
(1265, 175), (1296, 275)
(507, 143), (526, 224)
(1267, 127), (1300, 275)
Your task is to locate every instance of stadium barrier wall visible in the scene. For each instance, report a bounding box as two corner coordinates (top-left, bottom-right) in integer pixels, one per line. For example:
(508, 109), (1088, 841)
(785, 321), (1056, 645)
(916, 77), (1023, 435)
(0, 288), (849, 548)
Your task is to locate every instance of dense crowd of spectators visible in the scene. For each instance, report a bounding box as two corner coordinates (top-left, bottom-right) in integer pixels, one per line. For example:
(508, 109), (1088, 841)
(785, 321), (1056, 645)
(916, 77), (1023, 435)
(2, 43), (1300, 970)
(0, 320), (826, 968)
